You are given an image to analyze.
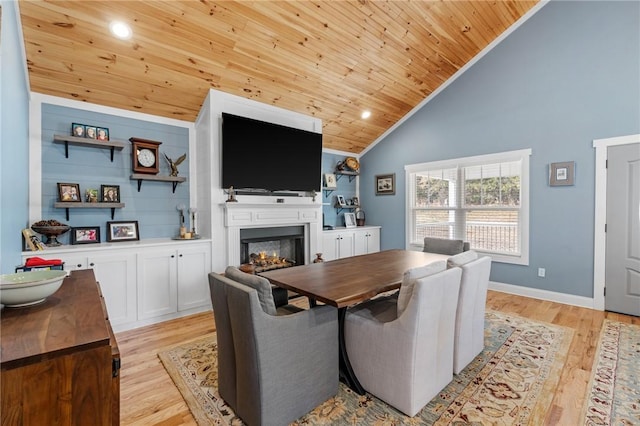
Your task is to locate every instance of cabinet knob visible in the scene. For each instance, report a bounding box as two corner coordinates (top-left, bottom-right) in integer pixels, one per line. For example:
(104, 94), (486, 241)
(171, 255), (175, 258)
(76, 264), (82, 268)
(89, 262), (95, 267)
(179, 254), (183, 257)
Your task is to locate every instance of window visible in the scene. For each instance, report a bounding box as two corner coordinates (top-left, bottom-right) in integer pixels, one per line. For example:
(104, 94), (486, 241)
(405, 149), (531, 265)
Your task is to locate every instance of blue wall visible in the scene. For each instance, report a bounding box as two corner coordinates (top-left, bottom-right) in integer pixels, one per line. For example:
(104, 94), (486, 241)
(40, 104), (190, 243)
(360, 1), (640, 298)
(1, 0), (30, 273)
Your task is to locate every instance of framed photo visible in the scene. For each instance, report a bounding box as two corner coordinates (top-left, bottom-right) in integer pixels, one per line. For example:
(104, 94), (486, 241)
(375, 173), (396, 195)
(549, 161), (575, 186)
(71, 226), (101, 245)
(85, 188), (98, 203)
(71, 123), (85, 137)
(344, 212), (357, 228)
(106, 221), (139, 242)
(324, 173), (337, 189)
(85, 126), (97, 139)
(101, 184), (120, 202)
(336, 194), (347, 206)
(57, 182), (81, 202)
(96, 127), (110, 141)
(352, 196), (359, 206)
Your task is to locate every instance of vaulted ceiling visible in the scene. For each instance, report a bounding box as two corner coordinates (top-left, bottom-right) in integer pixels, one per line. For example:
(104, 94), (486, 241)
(19, 0), (539, 153)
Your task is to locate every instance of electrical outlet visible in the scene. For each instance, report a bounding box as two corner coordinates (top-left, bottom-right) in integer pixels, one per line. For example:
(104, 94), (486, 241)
(538, 268), (546, 278)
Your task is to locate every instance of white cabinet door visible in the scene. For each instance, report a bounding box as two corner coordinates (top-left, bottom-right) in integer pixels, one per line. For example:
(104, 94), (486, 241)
(339, 232), (355, 259)
(60, 255), (89, 273)
(354, 227), (381, 255)
(137, 248), (178, 320)
(90, 252), (137, 326)
(322, 232), (340, 261)
(177, 244), (212, 311)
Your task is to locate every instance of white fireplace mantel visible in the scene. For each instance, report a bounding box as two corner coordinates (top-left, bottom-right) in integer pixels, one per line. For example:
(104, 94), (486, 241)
(223, 202), (322, 266)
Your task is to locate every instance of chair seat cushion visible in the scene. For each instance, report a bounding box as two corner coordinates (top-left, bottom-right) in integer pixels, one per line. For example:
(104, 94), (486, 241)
(397, 260), (446, 316)
(224, 266), (277, 315)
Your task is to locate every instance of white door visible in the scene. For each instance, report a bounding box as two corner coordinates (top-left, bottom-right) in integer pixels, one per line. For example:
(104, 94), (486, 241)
(177, 244), (212, 311)
(605, 143), (640, 316)
(137, 248), (177, 319)
(90, 252), (137, 326)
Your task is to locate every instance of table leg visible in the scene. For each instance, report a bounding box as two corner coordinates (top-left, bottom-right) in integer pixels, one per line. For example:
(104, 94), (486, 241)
(338, 307), (365, 395)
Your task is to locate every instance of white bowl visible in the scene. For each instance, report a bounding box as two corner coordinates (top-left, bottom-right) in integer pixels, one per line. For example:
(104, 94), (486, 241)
(0, 270), (67, 307)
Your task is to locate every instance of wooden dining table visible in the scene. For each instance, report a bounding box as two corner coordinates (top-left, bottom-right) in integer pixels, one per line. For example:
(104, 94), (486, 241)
(259, 249), (449, 395)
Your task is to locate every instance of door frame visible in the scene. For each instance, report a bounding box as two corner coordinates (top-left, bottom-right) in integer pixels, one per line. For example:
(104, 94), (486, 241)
(592, 134), (640, 311)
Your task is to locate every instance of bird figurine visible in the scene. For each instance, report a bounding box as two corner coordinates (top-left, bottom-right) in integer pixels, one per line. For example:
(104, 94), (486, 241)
(164, 152), (187, 176)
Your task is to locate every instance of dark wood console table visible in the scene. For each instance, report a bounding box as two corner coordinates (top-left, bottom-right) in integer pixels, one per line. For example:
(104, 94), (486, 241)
(1, 269), (120, 425)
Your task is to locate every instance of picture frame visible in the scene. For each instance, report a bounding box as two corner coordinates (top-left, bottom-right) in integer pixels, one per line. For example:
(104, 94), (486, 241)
(96, 127), (110, 141)
(106, 221), (139, 242)
(71, 123), (85, 137)
(351, 196), (359, 206)
(85, 188), (98, 203)
(70, 226), (101, 245)
(549, 161), (575, 186)
(344, 212), (357, 228)
(336, 194), (347, 207)
(375, 173), (396, 195)
(57, 182), (81, 202)
(85, 126), (97, 139)
(101, 184), (120, 202)
(324, 173), (337, 189)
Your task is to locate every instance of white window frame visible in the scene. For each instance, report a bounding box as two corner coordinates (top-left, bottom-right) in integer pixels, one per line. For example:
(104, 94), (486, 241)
(405, 148), (531, 265)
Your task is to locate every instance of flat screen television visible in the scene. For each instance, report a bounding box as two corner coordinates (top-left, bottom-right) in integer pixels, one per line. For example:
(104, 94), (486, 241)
(221, 112), (322, 192)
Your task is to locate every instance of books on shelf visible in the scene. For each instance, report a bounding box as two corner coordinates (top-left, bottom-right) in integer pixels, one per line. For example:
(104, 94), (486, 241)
(22, 229), (46, 251)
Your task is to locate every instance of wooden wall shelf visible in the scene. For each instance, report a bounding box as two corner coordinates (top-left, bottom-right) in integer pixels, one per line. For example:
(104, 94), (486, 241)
(54, 202), (124, 220)
(336, 170), (359, 183)
(130, 174), (186, 193)
(53, 134), (126, 162)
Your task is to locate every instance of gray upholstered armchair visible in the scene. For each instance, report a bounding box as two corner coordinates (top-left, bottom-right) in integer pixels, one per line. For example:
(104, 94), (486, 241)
(344, 262), (462, 416)
(423, 236), (470, 255)
(447, 251), (492, 374)
(208, 269), (339, 425)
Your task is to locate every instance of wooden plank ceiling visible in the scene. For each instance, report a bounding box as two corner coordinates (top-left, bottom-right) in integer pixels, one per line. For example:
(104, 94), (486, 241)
(19, 0), (538, 153)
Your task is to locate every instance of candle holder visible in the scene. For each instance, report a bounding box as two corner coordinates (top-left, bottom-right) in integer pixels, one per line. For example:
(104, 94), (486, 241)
(177, 204), (186, 237)
(189, 207), (198, 236)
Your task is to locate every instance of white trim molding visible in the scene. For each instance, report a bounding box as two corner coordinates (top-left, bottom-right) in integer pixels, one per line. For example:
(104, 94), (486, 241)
(592, 134), (640, 311)
(489, 281), (594, 309)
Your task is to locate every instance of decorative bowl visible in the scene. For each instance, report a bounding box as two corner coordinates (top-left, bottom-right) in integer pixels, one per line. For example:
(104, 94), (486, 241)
(31, 225), (71, 246)
(0, 270), (67, 307)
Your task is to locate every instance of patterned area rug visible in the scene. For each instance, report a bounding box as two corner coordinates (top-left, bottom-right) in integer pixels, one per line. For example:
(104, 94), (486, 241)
(582, 319), (640, 425)
(158, 311), (572, 425)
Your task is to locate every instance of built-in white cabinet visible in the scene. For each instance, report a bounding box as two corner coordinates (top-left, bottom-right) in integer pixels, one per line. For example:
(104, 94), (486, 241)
(137, 244), (212, 320)
(22, 239), (212, 331)
(354, 227), (381, 256)
(321, 226), (381, 261)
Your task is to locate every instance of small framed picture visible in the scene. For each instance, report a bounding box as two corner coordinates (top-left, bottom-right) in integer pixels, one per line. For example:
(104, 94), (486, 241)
(71, 226), (101, 244)
(549, 161), (575, 186)
(352, 196), (359, 206)
(106, 221), (139, 242)
(375, 173), (396, 195)
(324, 173), (337, 189)
(336, 194), (347, 206)
(344, 212), (357, 228)
(96, 127), (109, 141)
(57, 182), (81, 202)
(85, 126), (97, 139)
(85, 188), (98, 202)
(71, 123), (85, 138)
(101, 185), (120, 202)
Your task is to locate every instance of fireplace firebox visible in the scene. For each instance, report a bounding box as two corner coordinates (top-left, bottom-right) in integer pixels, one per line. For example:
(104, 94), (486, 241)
(240, 226), (305, 271)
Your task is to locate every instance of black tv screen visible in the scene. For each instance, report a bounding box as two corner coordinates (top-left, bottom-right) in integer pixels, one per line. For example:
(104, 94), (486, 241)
(221, 112), (322, 192)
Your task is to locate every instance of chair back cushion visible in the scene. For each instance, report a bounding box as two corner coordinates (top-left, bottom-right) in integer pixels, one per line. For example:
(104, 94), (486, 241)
(423, 237), (465, 255)
(224, 266), (277, 315)
(447, 250), (478, 268)
(397, 260), (446, 316)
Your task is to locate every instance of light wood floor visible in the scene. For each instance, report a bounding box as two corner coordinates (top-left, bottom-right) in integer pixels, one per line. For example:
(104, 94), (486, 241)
(116, 291), (639, 425)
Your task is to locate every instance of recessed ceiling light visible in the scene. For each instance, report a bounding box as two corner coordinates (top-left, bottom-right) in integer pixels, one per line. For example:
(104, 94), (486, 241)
(109, 21), (132, 40)
(361, 110), (371, 119)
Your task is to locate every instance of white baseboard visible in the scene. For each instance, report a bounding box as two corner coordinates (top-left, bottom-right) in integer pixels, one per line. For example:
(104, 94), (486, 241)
(112, 304), (213, 333)
(489, 281), (596, 310)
